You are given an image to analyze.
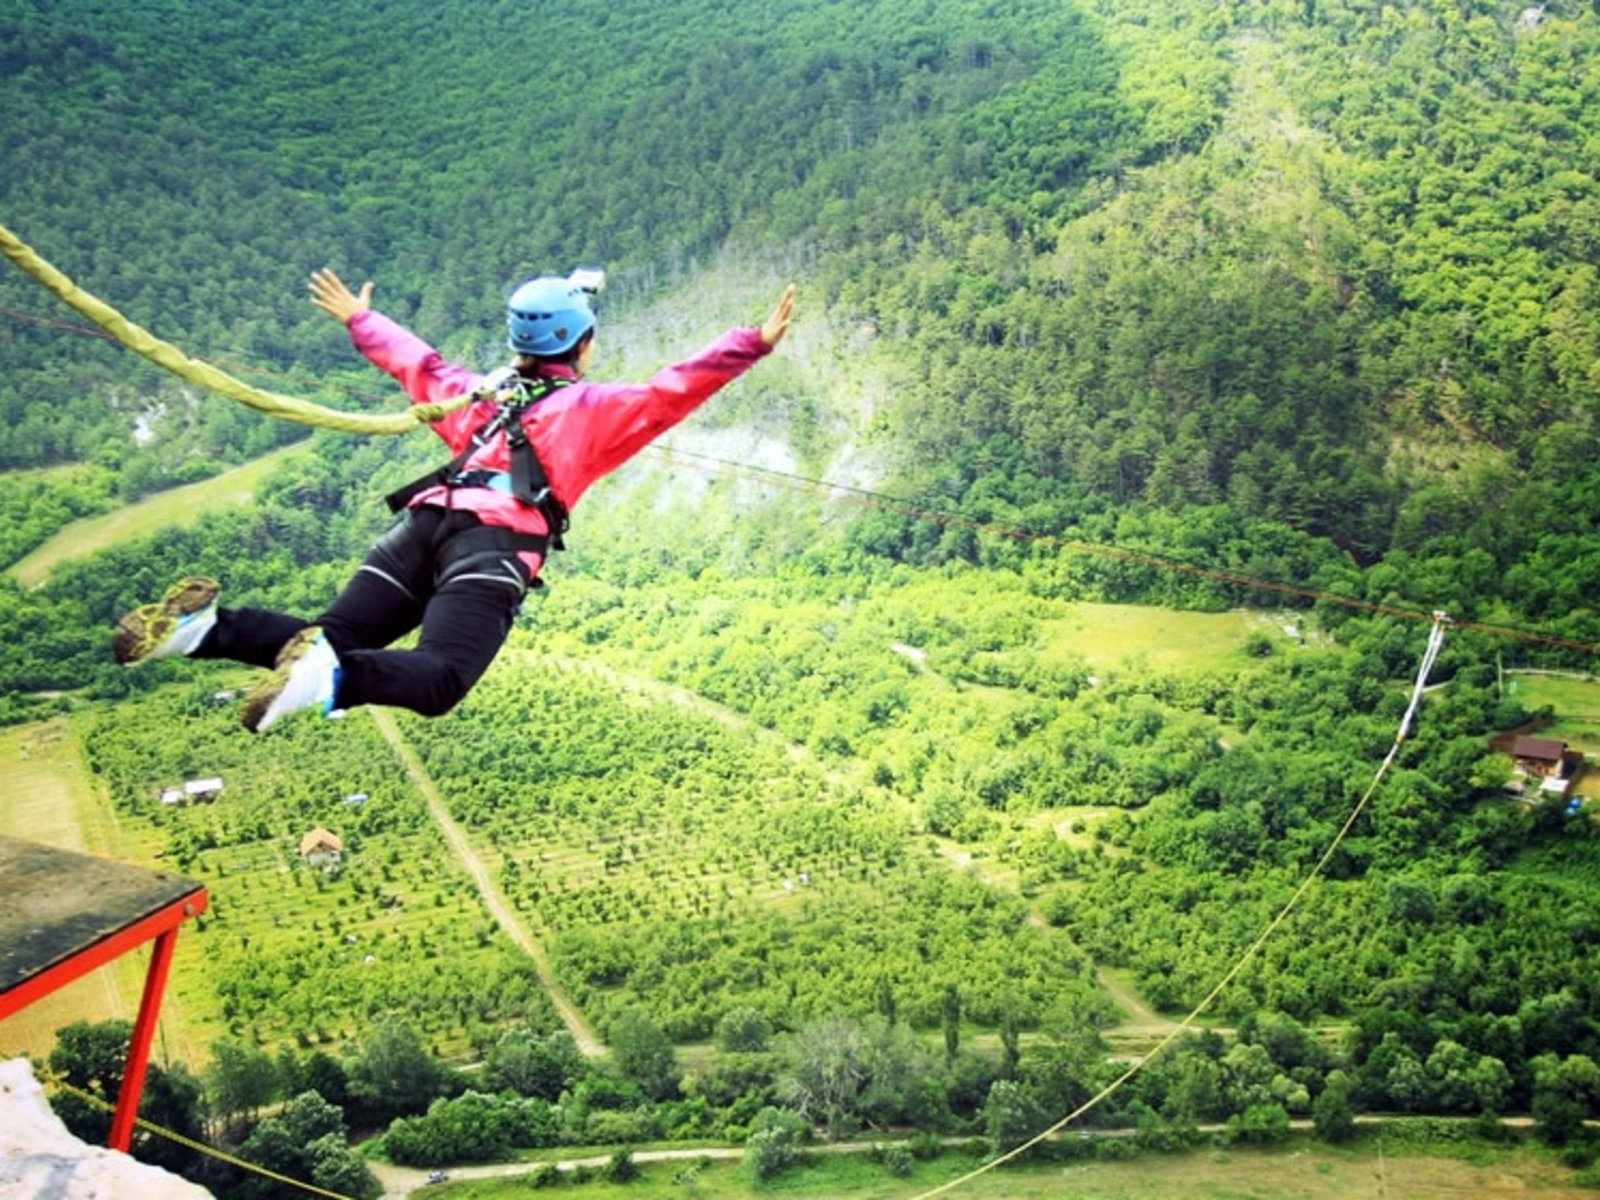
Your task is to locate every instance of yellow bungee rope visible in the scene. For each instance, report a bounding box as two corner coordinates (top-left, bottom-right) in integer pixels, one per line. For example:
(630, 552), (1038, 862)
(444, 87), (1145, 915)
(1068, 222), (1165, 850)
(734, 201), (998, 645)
(0, 220), (474, 434)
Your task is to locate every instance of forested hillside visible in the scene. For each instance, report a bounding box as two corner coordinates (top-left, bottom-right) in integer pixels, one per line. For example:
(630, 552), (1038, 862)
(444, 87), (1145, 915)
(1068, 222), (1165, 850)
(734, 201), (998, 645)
(4, 0), (1600, 1195)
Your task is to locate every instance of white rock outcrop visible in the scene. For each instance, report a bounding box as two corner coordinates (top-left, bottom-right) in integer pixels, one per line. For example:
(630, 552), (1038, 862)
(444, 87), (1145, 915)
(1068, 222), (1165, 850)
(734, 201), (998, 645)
(0, 1057), (214, 1199)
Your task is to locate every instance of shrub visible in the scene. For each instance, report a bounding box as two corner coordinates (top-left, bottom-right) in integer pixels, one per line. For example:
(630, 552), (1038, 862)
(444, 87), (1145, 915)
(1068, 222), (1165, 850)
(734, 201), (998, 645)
(883, 1143), (914, 1177)
(604, 1148), (639, 1183)
(744, 1107), (808, 1182)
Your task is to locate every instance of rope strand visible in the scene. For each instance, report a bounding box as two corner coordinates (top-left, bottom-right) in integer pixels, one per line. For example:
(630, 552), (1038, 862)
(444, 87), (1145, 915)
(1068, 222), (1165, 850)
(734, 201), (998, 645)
(0, 221), (473, 434)
(38, 1069), (355, 1200)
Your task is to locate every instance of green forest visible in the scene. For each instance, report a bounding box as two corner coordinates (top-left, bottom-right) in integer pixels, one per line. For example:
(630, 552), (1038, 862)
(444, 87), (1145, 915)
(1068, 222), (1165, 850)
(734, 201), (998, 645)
(3, 0), (1600, 1197)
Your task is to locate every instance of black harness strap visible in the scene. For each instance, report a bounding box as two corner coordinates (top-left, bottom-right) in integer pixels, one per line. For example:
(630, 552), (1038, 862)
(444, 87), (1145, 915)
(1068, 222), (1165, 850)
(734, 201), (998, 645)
(385, 376), (571, 552)
(437, 523), (550, 563)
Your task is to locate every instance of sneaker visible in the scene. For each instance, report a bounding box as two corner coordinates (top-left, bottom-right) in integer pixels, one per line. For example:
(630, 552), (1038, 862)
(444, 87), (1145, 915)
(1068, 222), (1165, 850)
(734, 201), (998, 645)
(112, 576), (220, 666)
(241, 627), (341, 733)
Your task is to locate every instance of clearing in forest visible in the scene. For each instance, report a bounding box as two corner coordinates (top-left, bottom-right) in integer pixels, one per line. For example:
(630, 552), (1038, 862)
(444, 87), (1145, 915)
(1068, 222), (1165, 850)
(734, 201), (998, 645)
(8, 443), (307, 588)
(1037, 602), (1316, 676)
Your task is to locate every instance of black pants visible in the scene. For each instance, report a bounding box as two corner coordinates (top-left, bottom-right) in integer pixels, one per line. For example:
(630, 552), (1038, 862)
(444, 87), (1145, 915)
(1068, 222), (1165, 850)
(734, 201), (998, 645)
(196, 507), (531, 717)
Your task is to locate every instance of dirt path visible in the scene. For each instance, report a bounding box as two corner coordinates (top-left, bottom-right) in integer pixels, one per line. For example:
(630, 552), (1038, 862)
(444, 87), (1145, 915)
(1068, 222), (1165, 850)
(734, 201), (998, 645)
(1094, 966), (1170, 1032)
(369, 709), (604, 1057)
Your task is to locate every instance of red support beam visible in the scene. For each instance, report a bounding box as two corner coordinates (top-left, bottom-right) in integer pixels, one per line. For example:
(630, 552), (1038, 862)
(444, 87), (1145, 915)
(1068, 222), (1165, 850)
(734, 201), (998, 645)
(108, 926), (181, 1152)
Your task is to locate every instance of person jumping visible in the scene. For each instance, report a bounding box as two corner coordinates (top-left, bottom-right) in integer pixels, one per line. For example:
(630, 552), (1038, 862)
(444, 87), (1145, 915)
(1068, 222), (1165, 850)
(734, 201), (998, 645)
(113, 268), (796, 732)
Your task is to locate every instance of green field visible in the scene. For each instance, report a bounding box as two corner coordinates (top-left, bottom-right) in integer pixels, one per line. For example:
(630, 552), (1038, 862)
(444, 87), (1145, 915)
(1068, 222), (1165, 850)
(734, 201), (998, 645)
(418, 1136), (1595, 1199)
(1507, 673), (1600, 751)
(1038, 603), (1317, 677)
(8, 443), (307, 588)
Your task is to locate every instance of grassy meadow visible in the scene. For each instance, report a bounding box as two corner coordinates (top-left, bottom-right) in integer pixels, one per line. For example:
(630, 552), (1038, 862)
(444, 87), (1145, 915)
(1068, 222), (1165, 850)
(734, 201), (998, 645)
(1037, 603), (1315, 677)
(418, 1134), (1597, 1199)
(7, 443), (307, 588)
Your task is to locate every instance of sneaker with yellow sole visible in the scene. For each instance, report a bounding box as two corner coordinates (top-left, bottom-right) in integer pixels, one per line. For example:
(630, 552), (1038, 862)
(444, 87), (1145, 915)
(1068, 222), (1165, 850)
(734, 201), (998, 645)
(241, 626), (341, 733)
(112, 576), (220, 666)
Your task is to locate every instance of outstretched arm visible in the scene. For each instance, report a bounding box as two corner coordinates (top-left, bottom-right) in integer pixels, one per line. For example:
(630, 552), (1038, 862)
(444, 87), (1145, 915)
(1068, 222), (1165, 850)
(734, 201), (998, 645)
(558, 286), (799, 498)
(760, 283), (796, 348)
(312, 268), (485, 442)
(308, 268), (374, 326)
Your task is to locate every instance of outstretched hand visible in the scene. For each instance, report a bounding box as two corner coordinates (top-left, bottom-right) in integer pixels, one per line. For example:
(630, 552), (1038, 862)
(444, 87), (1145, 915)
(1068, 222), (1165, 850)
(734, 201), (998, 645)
(760, 284), (796, 349)
(309, 268), (373, 326)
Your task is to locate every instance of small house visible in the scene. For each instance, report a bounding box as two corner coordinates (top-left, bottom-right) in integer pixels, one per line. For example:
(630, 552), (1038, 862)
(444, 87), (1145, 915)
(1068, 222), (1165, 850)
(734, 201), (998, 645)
(299, 828), (343, 868)
(184, 778), (224, 802)
(159, 788), (184, 806)
(1511, 736), (1567, 777)
(1511, 736), (1583, 781)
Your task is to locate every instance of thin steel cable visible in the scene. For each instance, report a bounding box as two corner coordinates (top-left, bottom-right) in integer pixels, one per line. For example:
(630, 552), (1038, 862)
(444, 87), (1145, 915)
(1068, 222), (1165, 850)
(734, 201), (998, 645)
(648, 444), (1599, 656)
(907, 616), (1451, 1199)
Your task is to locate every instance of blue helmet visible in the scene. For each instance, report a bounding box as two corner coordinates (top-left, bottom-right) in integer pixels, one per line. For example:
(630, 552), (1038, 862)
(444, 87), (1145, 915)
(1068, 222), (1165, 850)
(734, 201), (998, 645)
(507, 276), (596, 356)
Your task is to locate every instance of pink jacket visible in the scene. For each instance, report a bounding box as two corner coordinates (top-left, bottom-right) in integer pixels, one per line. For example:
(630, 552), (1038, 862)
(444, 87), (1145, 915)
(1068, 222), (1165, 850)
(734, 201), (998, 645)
(347, 310), (771, 574)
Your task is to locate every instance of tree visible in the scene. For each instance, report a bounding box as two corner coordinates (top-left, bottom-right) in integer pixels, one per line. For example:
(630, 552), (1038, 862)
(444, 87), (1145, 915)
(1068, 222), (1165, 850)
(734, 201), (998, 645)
(610, 1010), (680, 1102)
(306, 1132), (381, 1200)
(278, 1090), (347, 1147)
(998, 1007), (1022, 1080)
(1424, 1039), (1477, 1114)
(1532, 1054), (1600, 1146)
(716, 1007), (773, 1053)
(1467, 1054), (1512, 1118)
(603, 1148), (640, 1183)
(236, 1095), (376, 1200)
(876, 976), (898, 1028)
(1312, 1070), (1356, 1143)
(345, 1018), (456, 1123)
(383, 1091), (525, 1166)
(942, 984), (962, 1061)
(1221, 1041), (1278, 1113)
(781, 1016), (869, 1139)
(1228, 1102), (1291, 1145)
(46, 1019), (205, 1173)
(486, 1028), (584, 1099)
(983, 1079), (1048, 1153)
(1162, 1049), (1224, 1123)
(744, 1106), (808, 1182)
(1359, 1032), (1428, 1112)
(205, 1038), (279, 1128)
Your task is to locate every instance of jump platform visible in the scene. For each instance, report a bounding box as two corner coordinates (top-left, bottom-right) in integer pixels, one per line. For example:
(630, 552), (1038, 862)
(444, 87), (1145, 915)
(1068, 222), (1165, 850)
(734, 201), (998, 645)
(0, 836), (207, 1151)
